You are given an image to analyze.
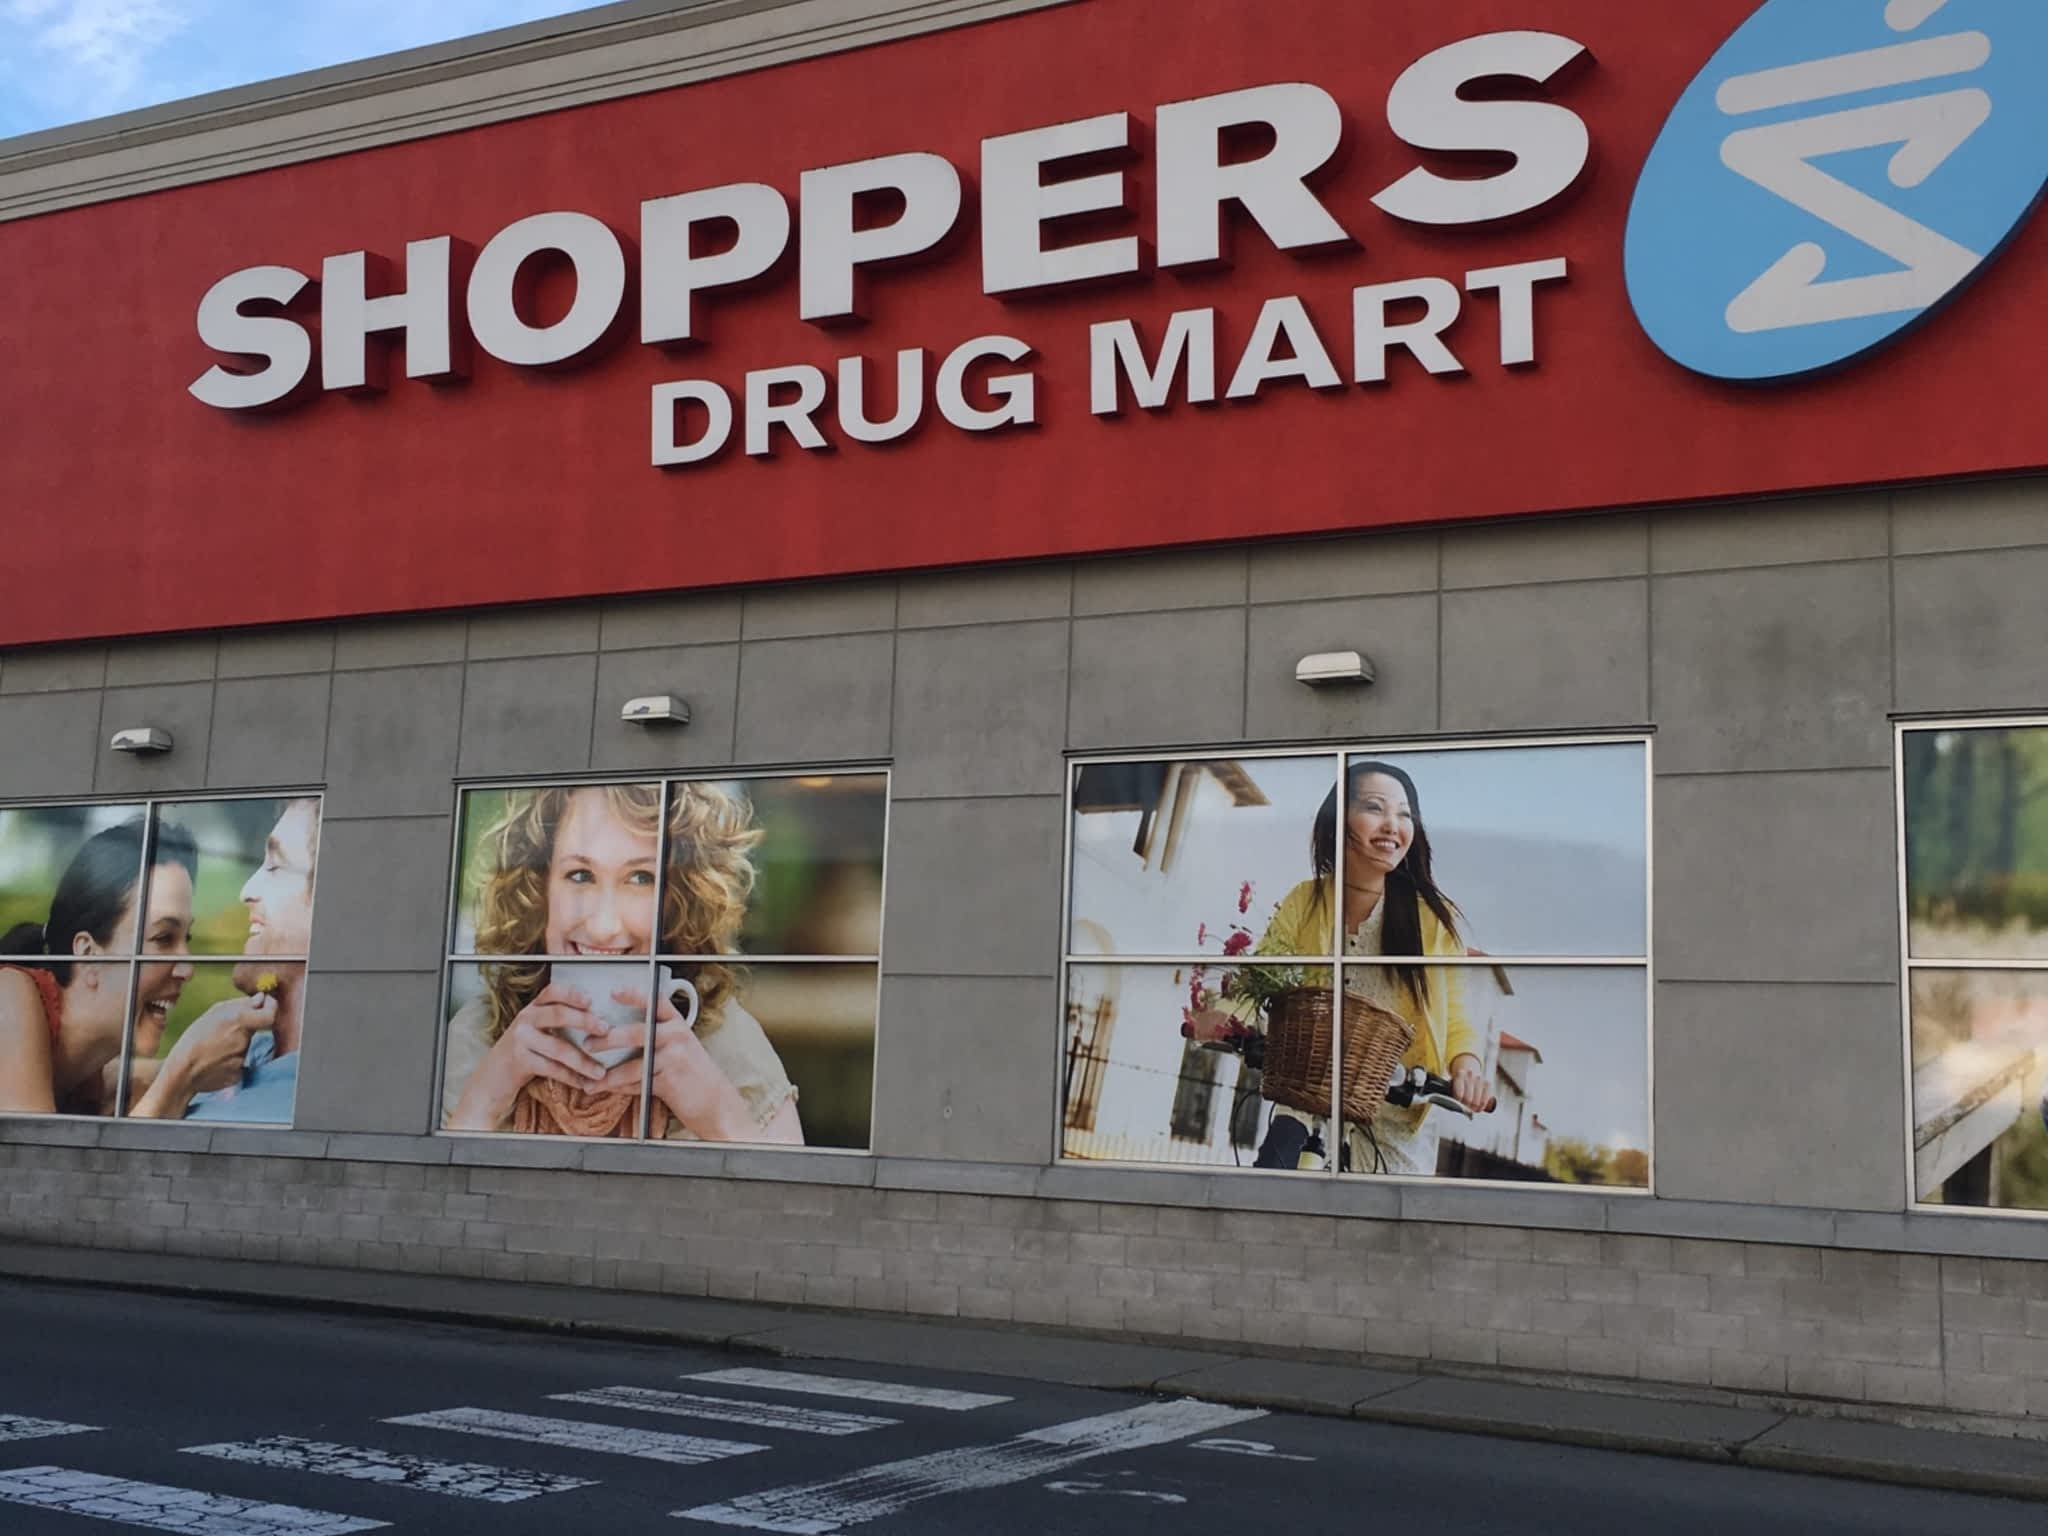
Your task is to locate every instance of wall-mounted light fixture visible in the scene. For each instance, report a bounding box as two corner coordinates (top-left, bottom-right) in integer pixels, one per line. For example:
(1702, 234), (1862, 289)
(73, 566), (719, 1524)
(621, 695), (691, 726)
(109, 726), (175, 755)
(1295, 651), (1375, 688)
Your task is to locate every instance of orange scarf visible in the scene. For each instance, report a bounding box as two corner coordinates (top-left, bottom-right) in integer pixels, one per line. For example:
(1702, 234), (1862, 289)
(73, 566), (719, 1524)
(510, 1080), (671, 1140)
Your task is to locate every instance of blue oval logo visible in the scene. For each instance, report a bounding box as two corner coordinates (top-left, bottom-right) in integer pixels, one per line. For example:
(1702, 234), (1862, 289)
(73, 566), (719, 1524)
(1626, 0), (2048, 382)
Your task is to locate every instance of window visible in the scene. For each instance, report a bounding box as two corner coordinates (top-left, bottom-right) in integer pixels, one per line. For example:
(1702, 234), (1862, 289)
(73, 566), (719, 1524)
(0, 795), (322, 1126)
(1061, 741), (1651, 1186)
(436, 772), (886, 1150)
(1901, 720), (2048, 1215)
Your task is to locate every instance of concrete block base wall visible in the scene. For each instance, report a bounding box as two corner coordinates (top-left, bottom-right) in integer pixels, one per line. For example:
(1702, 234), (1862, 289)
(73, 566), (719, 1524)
(6, 1137), (2046, 1428)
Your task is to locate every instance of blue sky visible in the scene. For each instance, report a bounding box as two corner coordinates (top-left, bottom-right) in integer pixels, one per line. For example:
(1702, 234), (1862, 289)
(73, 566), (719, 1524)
(0, 0), (598, 138)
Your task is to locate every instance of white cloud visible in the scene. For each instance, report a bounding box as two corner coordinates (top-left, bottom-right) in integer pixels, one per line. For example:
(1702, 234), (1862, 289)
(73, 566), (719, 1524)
(3, 0), (192, 113)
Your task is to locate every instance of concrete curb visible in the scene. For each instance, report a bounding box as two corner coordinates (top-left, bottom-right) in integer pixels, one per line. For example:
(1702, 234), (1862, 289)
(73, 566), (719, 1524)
(3, 1241), (2043, 1502)
(1736, 1418), (2048, 1503)
(1738, 1445), (2048, 1503)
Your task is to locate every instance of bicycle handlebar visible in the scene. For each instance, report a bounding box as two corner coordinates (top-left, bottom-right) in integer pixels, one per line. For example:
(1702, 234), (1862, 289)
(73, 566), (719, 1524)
(1387, 1067), (1497, 1116)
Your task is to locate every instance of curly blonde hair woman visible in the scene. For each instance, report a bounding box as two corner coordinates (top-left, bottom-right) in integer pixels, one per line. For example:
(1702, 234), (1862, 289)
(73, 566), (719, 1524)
(440, 782), (803, 1143)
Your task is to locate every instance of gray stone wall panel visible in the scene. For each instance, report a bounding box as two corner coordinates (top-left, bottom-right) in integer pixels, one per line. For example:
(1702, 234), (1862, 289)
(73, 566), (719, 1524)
(458, 654), (599, 778)
(324, 665), (464, 819)
(600, 592), (745, 651)
(1245, 594), (1438, 741)
(216, 628), (337, 680)
(1894, 546), (2048, 713)
(94, 683), (215, 796)
(104, 637), (218, 689)
(1892, 476), (2048, 554)
(1654, 770), (1898, 984)
(333, 617), (466, 671)
(892, 621), (1068, 799)
(1248, 532), (1438, 605)
(870, 975), (1057, 1164)
(1649, 494), (1888, 574)
(467, 605), (601, 661)
(1440, 580), (1648, 733)
(742, 580), (897, 640)
(1, 646), (107, 695)
(1442, 514), (1647, 590)
(1654, 981), (1906, 1213)
(307, 817), (457, 972)
(1651, 561), (1891, 773)
(206, 674), (330, 789)
(591, 644), (740, 771)
(293, 972), (445, 1136)
(1069, 608), (1247, 750)
(0, 690), (103, 797)
(1073, 549), (1247, 615)
(880, 797), (1062, 979)
(734, 632), (893, 764)
(897, 565), (1071, 629)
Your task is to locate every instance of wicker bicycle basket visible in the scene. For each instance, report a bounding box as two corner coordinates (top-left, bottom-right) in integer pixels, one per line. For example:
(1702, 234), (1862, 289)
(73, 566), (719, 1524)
(1260, 988), (1415, 1128)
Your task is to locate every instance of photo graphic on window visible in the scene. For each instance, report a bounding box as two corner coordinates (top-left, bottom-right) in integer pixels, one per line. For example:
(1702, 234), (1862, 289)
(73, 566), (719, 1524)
(0, 796), (321, 1126)
(1061, 742), (1650, 1187)
(1903, 722), (2048, 1214)
(439, 774), (885, 1150)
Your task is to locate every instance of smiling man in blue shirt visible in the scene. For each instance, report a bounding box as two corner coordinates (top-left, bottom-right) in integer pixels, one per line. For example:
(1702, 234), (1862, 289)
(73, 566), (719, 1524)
(183, 798), (321, 1124)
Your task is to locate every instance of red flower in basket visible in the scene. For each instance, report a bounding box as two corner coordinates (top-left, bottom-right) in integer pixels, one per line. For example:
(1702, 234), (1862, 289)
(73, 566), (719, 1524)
(1180, 880), (1306, 1042)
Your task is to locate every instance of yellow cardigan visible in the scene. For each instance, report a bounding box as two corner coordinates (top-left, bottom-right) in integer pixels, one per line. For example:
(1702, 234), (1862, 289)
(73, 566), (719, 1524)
(1247, 877), (1481, 1078)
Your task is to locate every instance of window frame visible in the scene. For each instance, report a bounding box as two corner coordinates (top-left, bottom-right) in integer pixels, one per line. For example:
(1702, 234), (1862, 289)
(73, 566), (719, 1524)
(1895, 716), (2048, 1219)
(432, 766), (890, 1154)
(0, 789), (323, 1129)
(1056, 734), (1655, 1192)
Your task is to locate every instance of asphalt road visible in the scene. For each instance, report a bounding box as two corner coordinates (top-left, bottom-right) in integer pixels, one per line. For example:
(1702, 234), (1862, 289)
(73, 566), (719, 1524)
(0, 1278), (2036, 1535)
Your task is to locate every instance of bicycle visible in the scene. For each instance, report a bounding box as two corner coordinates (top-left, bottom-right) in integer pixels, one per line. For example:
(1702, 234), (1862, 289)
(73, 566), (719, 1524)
(1186, 1020), (1493, 1172)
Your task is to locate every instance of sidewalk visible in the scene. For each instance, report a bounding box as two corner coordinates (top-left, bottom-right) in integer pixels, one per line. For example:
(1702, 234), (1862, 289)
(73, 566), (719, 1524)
(4, 1240), (2044, 1503)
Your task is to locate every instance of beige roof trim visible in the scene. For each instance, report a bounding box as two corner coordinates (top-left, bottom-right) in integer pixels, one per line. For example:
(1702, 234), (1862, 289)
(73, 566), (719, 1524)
(0, 0), (1080, 223)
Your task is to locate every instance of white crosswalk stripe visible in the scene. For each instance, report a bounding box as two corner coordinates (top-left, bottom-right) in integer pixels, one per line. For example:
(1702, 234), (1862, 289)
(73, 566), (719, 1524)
(0, 1466), (384, 1534)
(385, 1407), (768, 1466)
(552, 1387), (897, 1437)
(182, 1435), (596, 1503)
(0, 1413), (97, 1444)
(683, 1369), (1012, 1412)
(675, 1399), (1267, 1532)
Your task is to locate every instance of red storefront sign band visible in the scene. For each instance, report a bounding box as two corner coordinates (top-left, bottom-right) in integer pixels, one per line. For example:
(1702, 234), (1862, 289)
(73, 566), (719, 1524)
(2, 0), (2043, 646)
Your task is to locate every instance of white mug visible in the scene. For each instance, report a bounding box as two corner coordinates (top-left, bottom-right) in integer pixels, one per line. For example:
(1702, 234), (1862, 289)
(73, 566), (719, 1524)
(664, 968), (701, 1031)
(562, 963), (700, 1072)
